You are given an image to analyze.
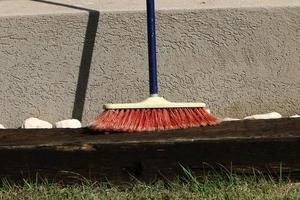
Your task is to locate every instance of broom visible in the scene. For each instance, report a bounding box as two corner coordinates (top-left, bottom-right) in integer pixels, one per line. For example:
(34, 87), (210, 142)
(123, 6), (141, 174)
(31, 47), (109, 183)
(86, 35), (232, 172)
(90, 0), (220, 132)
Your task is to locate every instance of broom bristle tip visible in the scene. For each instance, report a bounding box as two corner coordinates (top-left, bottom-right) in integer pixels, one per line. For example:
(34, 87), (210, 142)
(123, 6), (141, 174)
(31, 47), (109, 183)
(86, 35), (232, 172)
(90, 107), (220, 133)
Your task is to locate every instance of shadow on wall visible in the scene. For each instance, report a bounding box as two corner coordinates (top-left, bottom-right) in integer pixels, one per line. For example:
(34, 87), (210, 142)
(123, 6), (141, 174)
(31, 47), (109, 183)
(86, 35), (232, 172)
(31, 0), (100, 121)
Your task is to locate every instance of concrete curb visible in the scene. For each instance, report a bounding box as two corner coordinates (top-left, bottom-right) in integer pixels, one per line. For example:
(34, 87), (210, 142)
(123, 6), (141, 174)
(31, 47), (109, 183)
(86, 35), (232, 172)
(0, 1), (299, 127)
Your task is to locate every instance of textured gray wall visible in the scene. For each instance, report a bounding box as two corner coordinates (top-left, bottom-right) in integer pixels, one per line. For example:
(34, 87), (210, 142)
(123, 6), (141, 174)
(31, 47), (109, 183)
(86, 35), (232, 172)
(0, 6), (300, 127)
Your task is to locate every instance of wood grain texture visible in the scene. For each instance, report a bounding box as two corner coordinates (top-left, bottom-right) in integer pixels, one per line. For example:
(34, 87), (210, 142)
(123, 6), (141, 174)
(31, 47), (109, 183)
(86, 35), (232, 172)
(0, 118), (299, 183)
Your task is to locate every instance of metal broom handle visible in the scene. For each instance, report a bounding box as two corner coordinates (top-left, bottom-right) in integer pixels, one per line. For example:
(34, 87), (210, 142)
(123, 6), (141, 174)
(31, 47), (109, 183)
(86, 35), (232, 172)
(147, 0), (158, 96)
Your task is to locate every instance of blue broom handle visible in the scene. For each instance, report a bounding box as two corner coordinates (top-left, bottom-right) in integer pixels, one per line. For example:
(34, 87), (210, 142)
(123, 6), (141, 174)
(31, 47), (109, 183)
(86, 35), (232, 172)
(147, 0), (158, 96)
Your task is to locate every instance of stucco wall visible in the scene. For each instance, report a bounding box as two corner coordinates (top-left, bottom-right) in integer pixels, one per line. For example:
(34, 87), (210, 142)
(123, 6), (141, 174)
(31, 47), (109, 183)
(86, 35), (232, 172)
(0, 1), (299, 127)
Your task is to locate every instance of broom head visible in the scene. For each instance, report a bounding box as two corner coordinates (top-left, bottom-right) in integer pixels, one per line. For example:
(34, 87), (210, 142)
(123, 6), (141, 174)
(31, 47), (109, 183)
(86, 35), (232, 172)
(90, 96), (221, 132)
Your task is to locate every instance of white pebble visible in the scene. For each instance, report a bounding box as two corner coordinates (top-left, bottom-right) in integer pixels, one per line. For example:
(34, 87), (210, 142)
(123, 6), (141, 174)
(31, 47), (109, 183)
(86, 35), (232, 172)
(244, 112), (282, 120)
(290, 114), (300, 118)
(205, 108), (211, 114)
(22, 117), (53, 129)
(55, 119), (82, 128)
(223, 117), (241, 121)
(0, 124), (5, 129)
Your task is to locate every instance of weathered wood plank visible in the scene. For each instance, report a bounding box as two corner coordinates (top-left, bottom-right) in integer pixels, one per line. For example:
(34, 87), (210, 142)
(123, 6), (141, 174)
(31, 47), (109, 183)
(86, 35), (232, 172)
(0, 118), (299, 183)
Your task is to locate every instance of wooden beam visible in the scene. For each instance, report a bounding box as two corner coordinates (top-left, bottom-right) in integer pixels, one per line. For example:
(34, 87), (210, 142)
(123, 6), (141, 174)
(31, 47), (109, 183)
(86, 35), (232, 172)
(0, 118), (299, 183)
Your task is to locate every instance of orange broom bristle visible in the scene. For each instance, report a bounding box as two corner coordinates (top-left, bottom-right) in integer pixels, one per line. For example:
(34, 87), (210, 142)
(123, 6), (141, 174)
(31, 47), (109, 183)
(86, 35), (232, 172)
(90, 108), (220, 132)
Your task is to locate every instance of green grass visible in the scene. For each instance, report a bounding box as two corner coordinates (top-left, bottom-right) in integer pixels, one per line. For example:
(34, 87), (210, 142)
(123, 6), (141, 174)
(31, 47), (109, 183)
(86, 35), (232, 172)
(0, 172), (299, 200)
